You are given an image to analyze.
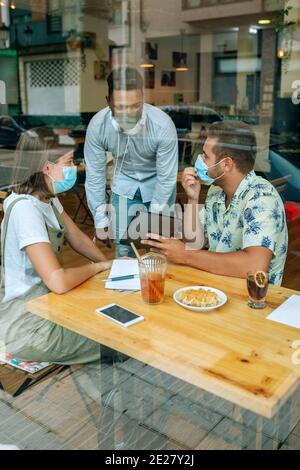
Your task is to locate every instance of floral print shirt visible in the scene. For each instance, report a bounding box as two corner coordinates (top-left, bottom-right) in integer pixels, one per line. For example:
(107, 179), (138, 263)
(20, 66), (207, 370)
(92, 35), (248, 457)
(200, 171), (288, 285)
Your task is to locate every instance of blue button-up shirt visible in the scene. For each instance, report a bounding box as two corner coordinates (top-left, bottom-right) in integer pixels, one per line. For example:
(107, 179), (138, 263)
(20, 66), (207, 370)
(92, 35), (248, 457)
(84, 104), (178, 228)
(200, 171), (288, 285)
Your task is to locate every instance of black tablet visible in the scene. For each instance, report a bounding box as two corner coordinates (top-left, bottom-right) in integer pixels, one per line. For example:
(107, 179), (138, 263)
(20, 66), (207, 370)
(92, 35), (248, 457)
(120, 211), (182, 249)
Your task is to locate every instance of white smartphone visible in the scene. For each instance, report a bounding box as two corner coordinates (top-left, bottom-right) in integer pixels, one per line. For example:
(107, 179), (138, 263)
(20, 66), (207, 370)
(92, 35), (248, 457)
(96, 304), (144, 328)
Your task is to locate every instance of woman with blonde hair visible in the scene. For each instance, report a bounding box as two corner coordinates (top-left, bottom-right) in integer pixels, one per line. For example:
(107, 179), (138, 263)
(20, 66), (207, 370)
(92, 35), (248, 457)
(0, 128), (112, 365)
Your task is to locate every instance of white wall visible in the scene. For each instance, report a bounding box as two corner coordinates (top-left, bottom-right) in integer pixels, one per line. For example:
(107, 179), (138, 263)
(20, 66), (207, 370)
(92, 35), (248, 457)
(21, 52), (81, 115)
(79, 14), (109, 113)
(236, 27), (259, 110)
(199, 34), (213, 104)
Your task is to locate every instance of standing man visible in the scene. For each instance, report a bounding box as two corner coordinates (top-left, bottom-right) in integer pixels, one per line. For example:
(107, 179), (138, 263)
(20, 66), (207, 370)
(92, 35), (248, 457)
(84, 66), (178, 257)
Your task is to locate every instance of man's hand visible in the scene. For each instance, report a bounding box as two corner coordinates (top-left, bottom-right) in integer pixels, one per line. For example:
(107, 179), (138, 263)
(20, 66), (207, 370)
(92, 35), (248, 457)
(141, 234), (187, 265)
(182, 167), (201, 201)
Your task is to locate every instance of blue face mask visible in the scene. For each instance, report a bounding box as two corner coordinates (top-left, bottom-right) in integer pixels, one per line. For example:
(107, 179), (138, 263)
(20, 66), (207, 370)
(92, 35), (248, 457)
(195, 155), (226, 186)
(50, 165), (77, 194)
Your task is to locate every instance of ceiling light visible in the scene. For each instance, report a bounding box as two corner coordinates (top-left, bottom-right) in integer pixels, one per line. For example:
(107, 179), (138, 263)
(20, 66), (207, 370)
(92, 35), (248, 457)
(176, 30), (189, 72)
(258, 19), (271, 25)
(140, 62), (154, 69)
(176, 66), (189, 72)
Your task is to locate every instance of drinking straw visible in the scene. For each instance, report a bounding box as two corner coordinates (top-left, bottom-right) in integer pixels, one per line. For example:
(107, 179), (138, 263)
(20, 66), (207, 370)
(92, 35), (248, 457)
(130, 242), (143, 264)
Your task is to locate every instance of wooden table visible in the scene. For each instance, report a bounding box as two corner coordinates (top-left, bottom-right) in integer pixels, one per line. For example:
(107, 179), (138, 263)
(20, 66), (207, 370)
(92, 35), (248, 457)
(27, 265), (300, 447)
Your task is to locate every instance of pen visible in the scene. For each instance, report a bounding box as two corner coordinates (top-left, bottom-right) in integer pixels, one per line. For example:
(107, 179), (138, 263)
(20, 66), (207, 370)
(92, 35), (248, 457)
(99, 274), (140, 282)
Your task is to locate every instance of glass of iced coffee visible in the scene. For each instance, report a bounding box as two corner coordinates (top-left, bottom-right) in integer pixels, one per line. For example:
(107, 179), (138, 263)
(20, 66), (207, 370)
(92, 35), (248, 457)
(247, 271), (269, 309)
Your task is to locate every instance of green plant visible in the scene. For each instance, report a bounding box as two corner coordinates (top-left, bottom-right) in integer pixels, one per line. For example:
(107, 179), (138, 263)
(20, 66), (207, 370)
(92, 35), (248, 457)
(273, 5), (295, 33)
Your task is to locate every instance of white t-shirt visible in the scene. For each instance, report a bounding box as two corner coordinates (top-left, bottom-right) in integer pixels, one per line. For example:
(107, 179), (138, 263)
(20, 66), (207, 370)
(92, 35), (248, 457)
(1, 193), (64, 302)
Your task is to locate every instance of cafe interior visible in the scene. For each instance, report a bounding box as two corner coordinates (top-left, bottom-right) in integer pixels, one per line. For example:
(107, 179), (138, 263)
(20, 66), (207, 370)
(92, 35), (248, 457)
(0, 0), (300, 451)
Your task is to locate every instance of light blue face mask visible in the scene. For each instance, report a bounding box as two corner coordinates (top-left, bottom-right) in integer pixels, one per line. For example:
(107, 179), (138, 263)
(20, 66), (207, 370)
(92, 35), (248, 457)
(111, 105), (146, 135)
(49, 165), (77, 194)
(195, 155), (226, 186)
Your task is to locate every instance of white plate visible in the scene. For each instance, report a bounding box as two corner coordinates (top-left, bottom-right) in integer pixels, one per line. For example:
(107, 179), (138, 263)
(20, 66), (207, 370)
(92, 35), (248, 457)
(173, 286), (228, 312)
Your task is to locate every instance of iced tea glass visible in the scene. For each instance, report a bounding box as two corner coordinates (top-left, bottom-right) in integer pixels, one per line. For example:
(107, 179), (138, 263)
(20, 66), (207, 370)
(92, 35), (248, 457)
(138, 253), (167, 305)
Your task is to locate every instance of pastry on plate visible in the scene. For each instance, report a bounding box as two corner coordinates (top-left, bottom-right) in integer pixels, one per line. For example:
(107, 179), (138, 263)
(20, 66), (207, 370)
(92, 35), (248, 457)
(178, 289), (221, 308)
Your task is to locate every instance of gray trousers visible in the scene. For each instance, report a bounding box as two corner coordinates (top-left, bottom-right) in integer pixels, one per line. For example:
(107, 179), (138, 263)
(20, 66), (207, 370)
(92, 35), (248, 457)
(0, 284), (101, 366)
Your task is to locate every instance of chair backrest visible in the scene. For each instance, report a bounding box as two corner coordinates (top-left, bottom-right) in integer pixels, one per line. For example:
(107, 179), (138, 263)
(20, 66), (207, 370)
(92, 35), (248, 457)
(270, 175), (290, 195)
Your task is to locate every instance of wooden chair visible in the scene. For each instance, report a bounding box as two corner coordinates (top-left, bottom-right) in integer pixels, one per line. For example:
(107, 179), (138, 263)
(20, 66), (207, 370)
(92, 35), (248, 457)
(73, 156), (114, 225)
(270, 175), (290, 195)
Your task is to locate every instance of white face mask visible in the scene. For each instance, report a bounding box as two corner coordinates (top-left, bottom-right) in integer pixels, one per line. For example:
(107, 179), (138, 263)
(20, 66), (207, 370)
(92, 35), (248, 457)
(111, 105), (146, 135)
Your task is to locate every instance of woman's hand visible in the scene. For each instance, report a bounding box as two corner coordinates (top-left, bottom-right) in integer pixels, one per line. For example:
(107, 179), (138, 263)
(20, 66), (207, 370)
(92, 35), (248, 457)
(26, 243), (112, 295)
(182, 167), (201, 202)
(95, 260), (113, 274)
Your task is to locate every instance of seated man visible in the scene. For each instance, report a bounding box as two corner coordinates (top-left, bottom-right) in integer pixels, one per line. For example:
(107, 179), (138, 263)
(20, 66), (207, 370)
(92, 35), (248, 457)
(142, 121), (288, 286)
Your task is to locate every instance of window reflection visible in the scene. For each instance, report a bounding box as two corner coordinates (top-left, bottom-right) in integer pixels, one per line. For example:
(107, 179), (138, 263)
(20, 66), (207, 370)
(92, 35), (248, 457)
(0, 0), (299, 288)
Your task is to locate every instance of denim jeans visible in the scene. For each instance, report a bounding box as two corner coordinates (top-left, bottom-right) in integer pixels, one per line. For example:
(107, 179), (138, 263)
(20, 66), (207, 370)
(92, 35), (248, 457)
(111, 189), (151, 258)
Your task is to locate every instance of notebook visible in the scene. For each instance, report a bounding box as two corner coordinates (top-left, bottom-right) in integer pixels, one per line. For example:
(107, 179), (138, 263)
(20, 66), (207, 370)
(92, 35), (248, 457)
(105, 259), (141, 291)
(267, 295), (300, 330)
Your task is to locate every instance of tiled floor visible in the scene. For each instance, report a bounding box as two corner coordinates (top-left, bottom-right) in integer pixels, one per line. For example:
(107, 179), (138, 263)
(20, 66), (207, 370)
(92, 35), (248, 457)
(1, 359), (300, 450)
